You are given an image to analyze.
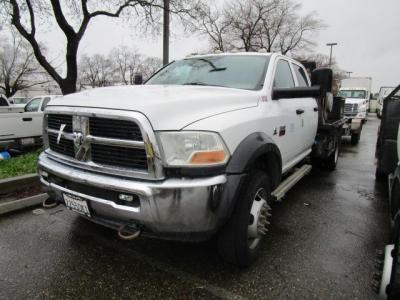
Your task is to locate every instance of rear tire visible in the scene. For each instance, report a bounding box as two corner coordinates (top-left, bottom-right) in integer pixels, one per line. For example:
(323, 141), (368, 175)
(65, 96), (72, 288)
(217, 170), (273, 267)
(351, 133), (360, 145)
(376, 167), (388, 183)
(325, 136), (340, 171)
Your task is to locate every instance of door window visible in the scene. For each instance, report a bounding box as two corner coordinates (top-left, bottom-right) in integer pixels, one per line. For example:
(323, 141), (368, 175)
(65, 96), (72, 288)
(292, 64), (309, 87)
(25, 98), (41, 112)
(273, 60), (295, 88)
(41, 97), (51, 111)
(0, 97), (8, 106)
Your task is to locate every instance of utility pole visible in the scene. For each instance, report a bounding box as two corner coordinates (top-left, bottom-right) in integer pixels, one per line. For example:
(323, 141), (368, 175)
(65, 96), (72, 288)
(346, 71), (353, 78)
(326, 42), (338, 68)
(163, 0), (170, 66)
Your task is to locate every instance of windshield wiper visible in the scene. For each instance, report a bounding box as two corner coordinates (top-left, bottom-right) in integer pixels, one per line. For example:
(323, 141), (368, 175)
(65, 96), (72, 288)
(183, 82), (208, 86)
(183, 82), (226, 88)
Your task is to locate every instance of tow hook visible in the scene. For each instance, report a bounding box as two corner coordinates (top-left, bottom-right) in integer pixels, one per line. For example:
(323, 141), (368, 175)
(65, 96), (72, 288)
(118, 224), (142, 240)
(42, 197), (58, 209)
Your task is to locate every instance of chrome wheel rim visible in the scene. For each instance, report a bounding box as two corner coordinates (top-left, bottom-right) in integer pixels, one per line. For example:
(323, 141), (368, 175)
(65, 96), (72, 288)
(247, 188), (271, 250)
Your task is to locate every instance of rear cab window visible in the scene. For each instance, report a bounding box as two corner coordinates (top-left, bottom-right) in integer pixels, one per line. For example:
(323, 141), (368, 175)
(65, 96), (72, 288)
(292, 63), (310, 87)
(273, 59), (295, 88)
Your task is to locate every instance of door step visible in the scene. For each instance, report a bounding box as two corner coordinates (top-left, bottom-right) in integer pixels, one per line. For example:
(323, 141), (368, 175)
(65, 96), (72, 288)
(271, 164), (312, 201)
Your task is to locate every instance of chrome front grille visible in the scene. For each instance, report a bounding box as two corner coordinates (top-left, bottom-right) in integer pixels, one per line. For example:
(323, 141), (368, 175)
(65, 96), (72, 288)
(43, 107), (164, 180)
(344, 103), (358, 116)
(48, 134), (74, 157)
(91, 144), (148, 170)
(48, 114), (73, 132)
(89, 117), (143, 141)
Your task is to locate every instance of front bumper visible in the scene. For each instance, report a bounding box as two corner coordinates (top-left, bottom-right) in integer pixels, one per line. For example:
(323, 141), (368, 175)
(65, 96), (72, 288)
(38, 153), (242, 241)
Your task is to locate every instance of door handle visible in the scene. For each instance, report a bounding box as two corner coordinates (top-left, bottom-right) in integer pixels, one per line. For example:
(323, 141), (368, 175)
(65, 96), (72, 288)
(22, 117), (32, 122)
(314, 107), (318, 112)
(296, 109), (305, 115)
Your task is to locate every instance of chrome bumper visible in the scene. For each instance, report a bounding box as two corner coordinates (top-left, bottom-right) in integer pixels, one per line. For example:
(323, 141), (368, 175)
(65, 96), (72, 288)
(38, 153), (241, 241)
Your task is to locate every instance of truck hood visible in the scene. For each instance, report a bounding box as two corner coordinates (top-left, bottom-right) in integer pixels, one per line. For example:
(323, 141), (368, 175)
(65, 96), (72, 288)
(49, 85), (259, 130)
(345, 98), (368, 105)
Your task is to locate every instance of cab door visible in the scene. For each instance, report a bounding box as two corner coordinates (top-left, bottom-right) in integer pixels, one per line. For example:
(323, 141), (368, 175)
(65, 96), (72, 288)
(271, 59), (306, 166)
(21, 97), (44, 138)
(291, 62), (318, 153)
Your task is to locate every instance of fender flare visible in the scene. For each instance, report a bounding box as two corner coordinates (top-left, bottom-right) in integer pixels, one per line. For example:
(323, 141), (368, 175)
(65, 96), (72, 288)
(226, 132), (282, 187)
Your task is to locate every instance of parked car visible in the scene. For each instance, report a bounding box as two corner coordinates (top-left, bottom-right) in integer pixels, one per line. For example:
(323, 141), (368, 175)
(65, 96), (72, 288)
(8, 96), (30, 108)
(0, 95), (61, 150)
(38, 53), (347, 266)
(376, 87), (396, 119)
(0, 94), (24, 113)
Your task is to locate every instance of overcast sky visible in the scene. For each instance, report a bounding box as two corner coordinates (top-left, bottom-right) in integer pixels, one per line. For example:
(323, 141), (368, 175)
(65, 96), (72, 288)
(9, 0), (400, 92)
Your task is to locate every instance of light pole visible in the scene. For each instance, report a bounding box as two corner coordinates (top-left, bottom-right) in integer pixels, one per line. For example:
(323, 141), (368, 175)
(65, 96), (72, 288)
(326, 42), (338, 68)
(346, 71), (353, 78)
(163, 0), (170, 66)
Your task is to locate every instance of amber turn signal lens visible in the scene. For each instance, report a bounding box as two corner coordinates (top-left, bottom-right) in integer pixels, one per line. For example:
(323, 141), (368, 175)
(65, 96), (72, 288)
(190, 151), (226, 164)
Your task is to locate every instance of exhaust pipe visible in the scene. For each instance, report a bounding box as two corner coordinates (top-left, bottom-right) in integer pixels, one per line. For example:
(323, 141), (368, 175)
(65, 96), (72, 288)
(118, 224), (141, 240)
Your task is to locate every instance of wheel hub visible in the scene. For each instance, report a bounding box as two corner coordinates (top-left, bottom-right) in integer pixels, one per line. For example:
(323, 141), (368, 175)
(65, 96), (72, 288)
(248, 188), (272, 249)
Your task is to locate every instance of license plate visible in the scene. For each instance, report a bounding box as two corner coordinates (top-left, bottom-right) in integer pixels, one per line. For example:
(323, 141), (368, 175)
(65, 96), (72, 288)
(21, 137), (35, 145)
(63, 194), (91, 217)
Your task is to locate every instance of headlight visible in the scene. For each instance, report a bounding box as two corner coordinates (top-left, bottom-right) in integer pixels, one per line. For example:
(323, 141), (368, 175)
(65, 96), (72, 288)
(157, 131), (230, 167)
(358, 105), (366, 112)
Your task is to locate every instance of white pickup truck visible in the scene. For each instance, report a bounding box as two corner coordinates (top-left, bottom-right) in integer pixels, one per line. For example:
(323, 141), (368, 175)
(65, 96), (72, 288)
(38, 53), (344, 266)
(0, 95), (60, 149)
(0, 95), (24, 114)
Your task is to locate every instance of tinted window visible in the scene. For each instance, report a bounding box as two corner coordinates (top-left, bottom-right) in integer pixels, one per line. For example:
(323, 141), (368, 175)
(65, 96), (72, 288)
(25, 98), (41, 112)
(147, 55), (270, 91)
(41, 97), (51, 111)
(0, 97), (8, 106)
(293, 64), (309, 87)
(273, 60), (295, 88)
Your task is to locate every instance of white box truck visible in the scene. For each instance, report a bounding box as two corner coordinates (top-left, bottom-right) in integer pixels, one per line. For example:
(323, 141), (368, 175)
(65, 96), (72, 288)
(338, 77), (372, 121)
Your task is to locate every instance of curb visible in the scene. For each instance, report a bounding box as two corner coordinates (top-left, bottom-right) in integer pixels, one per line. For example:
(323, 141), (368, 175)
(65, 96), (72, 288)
(0, 173), (39, 194)
(0, 193), (48, 215)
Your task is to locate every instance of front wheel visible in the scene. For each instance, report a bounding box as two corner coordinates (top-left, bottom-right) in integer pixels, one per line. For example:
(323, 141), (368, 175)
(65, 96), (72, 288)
(217, 170), (273, 267)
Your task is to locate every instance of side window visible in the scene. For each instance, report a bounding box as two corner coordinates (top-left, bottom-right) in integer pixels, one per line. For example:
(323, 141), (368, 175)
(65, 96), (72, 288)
(41, 97), (51, 111)
(273, 60), (295, 88)
(25, 98), (41, 112)
(0, 97), (8, 106)
(293, 64), (309, 87)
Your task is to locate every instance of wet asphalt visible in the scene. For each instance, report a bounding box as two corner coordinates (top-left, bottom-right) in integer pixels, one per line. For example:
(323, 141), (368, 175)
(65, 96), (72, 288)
(0, 115), (390, 299)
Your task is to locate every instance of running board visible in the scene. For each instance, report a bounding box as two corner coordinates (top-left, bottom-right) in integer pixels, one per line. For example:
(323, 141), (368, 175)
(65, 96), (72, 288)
(271, 164), (312, 201)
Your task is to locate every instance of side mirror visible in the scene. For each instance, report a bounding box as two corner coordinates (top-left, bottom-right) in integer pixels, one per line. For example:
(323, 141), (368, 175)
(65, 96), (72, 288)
(311, 68), (333, 94)
(134, 74), (143, 85)
(272, 86), (322, 100)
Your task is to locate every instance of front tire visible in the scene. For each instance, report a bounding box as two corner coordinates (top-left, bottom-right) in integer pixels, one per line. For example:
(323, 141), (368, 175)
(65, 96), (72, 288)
(217, 170), (272, 267)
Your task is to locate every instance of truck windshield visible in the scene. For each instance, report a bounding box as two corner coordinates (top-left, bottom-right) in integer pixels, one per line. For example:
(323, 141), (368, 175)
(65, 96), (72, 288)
(338, 90), (366, 99)
(146, 55), (270, 91)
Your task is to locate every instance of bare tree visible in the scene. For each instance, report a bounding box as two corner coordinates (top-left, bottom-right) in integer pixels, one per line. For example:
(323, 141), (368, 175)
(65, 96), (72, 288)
(0, 31), (47, 97)
(1, 0), (200, 95)
(79, 54), (114, 88)
(194, 0), (325, 55)
(139, 56), (162, 80)
(296, 53), (346, 93)
(195, 4), (232, 52)
(111, 47), (142, 85)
